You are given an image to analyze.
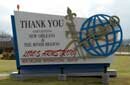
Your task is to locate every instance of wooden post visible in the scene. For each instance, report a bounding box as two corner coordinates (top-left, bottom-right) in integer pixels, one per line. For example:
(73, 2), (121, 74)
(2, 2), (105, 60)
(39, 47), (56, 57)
(17, 4), (20, 11)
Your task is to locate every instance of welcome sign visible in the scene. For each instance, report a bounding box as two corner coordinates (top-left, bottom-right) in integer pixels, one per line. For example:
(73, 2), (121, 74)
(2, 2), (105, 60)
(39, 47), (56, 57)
(11, 11), (118, 66)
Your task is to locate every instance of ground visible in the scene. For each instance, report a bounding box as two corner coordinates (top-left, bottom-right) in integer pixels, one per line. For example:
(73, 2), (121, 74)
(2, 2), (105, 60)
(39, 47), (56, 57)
(0, 56), (130, 85)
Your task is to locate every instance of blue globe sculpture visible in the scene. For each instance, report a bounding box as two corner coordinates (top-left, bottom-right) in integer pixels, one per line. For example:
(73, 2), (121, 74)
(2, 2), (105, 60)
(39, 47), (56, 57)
(80, 14), (123, 56)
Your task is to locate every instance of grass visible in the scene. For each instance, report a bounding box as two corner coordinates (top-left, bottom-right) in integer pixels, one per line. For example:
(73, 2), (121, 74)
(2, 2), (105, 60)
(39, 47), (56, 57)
(0, 60), (17, 73)
(109, 56), (130, 85)
(0, 56), (130, 85)
(110, 56), (130, 76)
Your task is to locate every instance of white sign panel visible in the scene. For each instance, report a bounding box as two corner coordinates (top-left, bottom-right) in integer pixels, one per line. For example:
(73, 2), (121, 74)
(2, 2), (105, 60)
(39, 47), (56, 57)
(14, 11), (113, 65)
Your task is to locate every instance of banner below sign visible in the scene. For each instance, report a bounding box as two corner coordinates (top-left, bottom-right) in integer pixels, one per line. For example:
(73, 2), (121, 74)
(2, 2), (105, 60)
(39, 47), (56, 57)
(12, 11), (113, 66)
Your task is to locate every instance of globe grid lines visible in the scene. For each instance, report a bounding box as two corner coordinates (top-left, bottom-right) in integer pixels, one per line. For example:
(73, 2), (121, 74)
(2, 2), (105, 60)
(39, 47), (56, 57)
(80, 14), (123, 56)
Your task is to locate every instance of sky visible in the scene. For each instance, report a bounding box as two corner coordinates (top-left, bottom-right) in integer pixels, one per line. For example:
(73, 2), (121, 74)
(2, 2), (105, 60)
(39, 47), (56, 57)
(0, 0), (130, 39)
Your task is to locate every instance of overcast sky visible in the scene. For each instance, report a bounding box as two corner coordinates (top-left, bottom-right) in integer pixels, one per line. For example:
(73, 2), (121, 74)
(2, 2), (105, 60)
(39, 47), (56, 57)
(0, 0), (130, 39)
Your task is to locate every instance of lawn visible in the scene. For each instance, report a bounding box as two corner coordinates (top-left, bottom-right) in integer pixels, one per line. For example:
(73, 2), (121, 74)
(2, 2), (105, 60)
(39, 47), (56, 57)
(0, 56), (130, 85)
(0, 60), (16, 73)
